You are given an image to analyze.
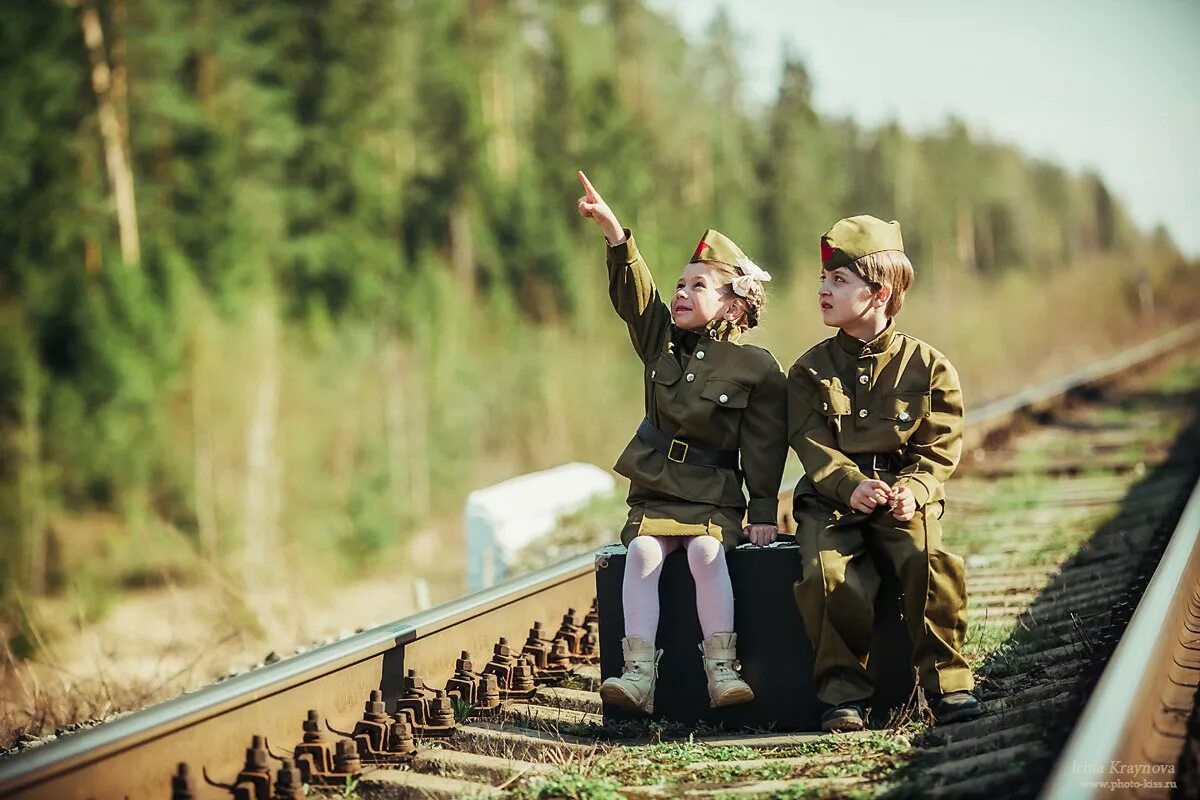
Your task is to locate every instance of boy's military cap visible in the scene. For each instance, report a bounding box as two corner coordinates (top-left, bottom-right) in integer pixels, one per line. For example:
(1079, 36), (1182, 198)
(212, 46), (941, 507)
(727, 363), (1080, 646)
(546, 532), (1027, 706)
(820, 215), (904, 268)
(690, 229), (747, 269)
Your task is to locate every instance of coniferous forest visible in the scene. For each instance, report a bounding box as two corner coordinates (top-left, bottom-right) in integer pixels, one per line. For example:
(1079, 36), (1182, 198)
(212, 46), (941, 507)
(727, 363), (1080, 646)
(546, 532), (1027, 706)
(2, 0), (1197, 659)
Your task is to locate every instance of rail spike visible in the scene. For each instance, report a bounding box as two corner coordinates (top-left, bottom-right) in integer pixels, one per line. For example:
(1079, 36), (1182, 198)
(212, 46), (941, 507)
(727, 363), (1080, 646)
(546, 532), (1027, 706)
(554, 607), (588, 661)
(445, 650), (502, 715)
(290, 710), (336, 782)
(394, 668), (457, 737)
(201, 734), (272, 800)
(482, 637), (538, 700)
(324, 689), (416, 763)
(523, 623), (569, 684)
(272, 758), (304, 800)
(170, 763), (195, 800)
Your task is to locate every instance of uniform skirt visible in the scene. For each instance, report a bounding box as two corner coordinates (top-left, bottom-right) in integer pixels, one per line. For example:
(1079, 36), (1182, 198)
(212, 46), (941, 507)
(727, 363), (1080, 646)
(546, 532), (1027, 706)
(619, 486), (746, 552)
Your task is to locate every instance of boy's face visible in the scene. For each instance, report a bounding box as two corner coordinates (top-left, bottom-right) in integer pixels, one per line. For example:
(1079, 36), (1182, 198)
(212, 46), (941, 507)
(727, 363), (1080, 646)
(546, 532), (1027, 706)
(818, 266), (884, 328)
(672, 262), (741, 330)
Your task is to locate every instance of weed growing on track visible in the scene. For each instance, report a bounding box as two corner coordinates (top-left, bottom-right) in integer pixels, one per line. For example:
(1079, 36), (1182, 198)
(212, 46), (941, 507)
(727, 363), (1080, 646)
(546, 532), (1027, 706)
(511, 771), (624, 800)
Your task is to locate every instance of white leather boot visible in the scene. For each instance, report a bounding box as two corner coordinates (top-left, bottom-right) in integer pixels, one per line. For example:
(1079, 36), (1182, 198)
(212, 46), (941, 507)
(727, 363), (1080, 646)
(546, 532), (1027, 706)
(700, 632), (754, 708)
(598, 636), (661, 714)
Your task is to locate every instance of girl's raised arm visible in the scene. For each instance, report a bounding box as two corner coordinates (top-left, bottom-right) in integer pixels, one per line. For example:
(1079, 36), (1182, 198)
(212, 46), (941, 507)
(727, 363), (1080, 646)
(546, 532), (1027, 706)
(577, 171), (626, 246)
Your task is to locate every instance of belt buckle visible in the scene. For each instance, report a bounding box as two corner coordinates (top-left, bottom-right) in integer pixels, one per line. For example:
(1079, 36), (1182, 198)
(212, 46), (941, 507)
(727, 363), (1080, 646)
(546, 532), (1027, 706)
(668, 438), (689, 463)
(871, 453), (883, 473)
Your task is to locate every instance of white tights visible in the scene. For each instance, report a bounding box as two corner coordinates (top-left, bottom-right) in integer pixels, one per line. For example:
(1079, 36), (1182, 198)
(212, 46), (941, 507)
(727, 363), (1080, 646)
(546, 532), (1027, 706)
(622, 535), (735, 642)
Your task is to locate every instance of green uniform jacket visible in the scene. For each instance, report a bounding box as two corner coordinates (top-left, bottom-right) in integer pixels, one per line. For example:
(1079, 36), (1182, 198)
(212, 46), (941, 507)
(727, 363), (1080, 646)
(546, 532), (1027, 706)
(607, 231), (788, 528)
(787, 323), (963, 510)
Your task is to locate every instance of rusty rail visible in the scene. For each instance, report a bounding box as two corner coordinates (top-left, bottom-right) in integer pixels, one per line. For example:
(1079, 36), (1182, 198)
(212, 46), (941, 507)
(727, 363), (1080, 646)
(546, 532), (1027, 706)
(0, 554), (595, 799)
(1, 320), (1199, 799)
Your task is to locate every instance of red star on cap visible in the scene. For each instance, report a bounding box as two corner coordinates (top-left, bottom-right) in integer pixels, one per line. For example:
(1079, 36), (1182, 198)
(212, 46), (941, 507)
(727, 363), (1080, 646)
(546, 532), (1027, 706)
(692, 240), (711, 260)
(820, 238), (837, 264)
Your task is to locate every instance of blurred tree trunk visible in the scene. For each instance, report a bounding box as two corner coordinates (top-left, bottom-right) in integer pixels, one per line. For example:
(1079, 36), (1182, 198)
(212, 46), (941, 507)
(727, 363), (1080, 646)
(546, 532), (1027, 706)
(956, 205), (976, 268)
(78, 0), (140, 266)
(17, 361), (46, 597)
(448, 198), (476, 296)
(380, 339), (431, 541)
(191, 319), (220, 560)
(483, 67), (517, 181)
(110, 0), (129, 156)
(242, 302), (281, 570)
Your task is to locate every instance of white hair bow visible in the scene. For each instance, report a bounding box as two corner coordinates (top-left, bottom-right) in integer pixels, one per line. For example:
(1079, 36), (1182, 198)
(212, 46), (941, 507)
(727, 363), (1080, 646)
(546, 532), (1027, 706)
(731, 257), (772, 297)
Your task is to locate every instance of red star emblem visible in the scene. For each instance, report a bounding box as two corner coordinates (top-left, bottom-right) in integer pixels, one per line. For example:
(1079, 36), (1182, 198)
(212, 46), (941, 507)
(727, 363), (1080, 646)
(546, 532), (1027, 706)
(692, 240), (711, 260)
(820, 238), (837, 264)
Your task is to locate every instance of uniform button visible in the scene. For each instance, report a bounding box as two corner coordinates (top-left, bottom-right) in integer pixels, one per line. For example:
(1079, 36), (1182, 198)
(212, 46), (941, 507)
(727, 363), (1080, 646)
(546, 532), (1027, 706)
(859, 374), (869, 385)
(696, 351), (705, 359)
(858, 409), (868, 418)
(898, 411), (910, 422)
(686, 373), (695, 382)
(651, 370), (656, 378)
(719, 394), (728, 403)
(822, 402), (829, 411)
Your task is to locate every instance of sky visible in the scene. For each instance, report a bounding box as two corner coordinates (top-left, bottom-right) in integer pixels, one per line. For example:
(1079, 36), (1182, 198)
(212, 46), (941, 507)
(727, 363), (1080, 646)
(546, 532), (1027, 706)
(649, 0), (1200, 256)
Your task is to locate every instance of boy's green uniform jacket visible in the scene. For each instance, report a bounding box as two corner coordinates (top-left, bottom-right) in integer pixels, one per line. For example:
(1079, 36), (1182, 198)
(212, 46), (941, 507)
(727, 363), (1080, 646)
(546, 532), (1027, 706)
(787, 323), (963, 510)
(607, 231), (788, 532)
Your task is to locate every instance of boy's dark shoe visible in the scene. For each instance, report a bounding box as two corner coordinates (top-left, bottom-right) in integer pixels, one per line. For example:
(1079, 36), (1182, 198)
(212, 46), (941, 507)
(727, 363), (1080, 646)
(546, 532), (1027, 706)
(821, 702), (867, 733)
(932, 691), (984, 724)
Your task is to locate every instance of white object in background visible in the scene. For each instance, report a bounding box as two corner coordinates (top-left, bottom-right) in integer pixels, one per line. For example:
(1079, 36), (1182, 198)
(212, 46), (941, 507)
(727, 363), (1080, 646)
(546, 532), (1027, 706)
(465, 462), (616, 591)
(412, 578), (431, 611)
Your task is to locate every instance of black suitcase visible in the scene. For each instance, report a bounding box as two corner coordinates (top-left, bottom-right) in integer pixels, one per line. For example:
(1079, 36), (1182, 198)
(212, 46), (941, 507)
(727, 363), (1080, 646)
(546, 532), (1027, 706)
(594, 540), (914, 730)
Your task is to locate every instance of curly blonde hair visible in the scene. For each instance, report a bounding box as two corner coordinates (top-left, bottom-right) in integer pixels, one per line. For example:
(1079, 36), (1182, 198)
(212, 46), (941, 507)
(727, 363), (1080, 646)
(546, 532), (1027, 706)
(705, 262), (767, 330)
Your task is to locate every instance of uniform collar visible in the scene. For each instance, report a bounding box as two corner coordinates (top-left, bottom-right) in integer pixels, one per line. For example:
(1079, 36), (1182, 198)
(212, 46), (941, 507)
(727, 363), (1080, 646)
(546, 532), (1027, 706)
(836, 319), (896, 357)
(673, 320), (742, 346)
(703, 319), (742, 344)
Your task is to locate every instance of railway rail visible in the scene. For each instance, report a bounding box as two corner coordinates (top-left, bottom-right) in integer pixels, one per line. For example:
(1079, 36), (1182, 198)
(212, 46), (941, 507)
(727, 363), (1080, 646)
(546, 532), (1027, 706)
(2, 321), (1199, 800)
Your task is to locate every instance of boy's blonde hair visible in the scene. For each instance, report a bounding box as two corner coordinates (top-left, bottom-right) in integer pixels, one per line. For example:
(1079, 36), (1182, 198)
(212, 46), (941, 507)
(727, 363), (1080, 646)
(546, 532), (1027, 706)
(847, 250), (913, 318)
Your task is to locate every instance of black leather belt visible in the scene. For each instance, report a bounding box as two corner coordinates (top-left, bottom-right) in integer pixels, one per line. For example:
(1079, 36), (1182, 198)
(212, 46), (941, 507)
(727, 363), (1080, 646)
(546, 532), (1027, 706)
(636, 418), (740, 470)
(850, 452), (906, 474)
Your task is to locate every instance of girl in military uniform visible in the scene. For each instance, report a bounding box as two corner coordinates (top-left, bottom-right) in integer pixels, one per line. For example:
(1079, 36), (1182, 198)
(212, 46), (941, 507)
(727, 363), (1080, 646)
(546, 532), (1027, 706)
(575, 171), (788, 713)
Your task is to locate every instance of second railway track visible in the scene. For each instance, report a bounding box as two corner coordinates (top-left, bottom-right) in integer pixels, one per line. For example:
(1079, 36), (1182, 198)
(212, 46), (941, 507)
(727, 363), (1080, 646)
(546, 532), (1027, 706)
(2, 322), (1200, 800)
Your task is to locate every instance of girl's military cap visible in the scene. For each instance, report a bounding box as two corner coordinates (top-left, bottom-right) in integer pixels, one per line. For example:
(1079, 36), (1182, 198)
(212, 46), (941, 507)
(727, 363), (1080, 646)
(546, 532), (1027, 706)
(690, 229), (748, 269)
(820, 215), (904, 268)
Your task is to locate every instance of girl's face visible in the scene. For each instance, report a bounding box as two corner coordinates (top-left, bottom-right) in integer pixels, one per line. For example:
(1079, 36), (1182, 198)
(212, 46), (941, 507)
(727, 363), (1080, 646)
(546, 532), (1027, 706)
(672, 262), (742, 330)
(818, 266), (882, 328)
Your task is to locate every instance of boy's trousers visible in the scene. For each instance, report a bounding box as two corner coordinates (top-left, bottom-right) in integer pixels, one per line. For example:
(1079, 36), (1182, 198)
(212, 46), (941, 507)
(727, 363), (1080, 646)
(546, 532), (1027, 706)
(792, 495), (974, 706)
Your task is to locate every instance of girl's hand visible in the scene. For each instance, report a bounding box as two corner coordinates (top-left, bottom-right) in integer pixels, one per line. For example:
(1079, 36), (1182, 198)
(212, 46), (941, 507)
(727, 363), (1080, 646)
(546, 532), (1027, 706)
(850, 479), (892, 514)
(743, 523), (778, 547)
(889, 485), (917, 522)
(576, 171), (625, 245)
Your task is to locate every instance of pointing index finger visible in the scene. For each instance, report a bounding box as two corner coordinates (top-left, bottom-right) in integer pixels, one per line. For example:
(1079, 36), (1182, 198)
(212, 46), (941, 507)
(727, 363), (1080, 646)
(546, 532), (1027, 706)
(577, 170), (599, 202)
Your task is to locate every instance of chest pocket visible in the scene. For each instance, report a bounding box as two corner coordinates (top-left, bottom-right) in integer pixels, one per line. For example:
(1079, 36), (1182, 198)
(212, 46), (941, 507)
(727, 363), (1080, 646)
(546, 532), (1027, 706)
(881, 391), (931, 424)
(649, 353), (682, 386)
(700, 378), (751, 408)
(817, 384), (851, 416)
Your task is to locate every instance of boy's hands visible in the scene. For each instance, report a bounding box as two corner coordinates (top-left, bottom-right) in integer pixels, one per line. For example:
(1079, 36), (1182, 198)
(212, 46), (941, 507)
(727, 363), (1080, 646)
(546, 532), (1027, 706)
(851, 479), (917, 521)
(743, 523), (778, 547)
(888, 485), (917, 521)
(576, 171), (625, 245)
(850, 480), (891, 514)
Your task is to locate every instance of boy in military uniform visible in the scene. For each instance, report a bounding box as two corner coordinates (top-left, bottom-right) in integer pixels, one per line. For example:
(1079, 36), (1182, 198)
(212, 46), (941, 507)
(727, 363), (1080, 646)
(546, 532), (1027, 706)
(575, 171), (788, 713)
(788, 215), (983, 732)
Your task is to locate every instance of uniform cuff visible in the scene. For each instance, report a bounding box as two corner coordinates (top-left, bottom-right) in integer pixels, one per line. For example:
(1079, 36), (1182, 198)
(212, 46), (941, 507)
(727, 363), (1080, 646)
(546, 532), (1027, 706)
(835, 470), (871, 507)
(747, 497), (779, 526)
(894, 475), (933, 508)
(606, 228), (637, 263)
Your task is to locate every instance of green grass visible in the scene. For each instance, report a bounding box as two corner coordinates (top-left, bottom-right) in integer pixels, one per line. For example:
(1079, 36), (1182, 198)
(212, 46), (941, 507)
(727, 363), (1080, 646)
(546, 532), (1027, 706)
(511, 771), (624, 800)
(502, 731), (916, 798)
